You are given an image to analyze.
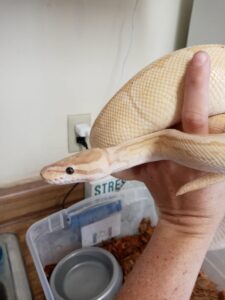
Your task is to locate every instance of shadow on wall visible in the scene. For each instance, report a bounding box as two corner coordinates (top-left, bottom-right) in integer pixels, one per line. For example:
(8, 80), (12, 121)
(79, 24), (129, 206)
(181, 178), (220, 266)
(175, 0), (194, 49)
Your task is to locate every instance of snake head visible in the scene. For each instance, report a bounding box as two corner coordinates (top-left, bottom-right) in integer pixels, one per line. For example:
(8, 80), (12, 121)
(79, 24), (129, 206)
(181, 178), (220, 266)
(40, 148), (110, 185)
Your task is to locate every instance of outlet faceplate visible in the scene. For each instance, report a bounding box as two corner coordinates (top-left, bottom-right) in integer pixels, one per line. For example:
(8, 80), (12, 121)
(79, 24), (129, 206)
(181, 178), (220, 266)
(67, 114), (91, 153)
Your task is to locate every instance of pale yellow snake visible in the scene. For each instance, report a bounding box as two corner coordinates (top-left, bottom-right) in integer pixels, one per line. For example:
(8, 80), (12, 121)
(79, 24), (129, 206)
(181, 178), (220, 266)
(41, 44), (225, 196)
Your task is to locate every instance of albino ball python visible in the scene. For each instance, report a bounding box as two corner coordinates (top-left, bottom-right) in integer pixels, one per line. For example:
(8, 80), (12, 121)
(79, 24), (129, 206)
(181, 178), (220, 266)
(41, 44), (225, 196)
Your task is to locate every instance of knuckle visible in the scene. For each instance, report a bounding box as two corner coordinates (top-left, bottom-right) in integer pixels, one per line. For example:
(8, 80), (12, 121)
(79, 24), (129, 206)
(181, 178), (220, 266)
(183, 111), (206, 129)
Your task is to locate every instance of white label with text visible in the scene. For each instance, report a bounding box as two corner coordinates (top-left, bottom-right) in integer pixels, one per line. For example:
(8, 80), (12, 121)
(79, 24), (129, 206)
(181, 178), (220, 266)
(81, 213), (121, 247)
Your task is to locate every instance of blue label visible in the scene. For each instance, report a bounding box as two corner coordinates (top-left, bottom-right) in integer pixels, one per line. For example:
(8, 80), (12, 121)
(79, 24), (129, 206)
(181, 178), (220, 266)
(67, 200), (122, 231)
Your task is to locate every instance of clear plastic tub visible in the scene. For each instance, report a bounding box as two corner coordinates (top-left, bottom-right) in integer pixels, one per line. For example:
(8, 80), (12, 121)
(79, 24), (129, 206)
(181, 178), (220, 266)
(26, 183), (225, 299)
(26, 185), (157, 300)
(202, 248), (225, 291)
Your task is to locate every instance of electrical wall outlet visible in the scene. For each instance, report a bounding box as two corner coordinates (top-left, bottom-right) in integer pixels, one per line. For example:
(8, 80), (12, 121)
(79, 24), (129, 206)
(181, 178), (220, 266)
(67, 114), (91, 153)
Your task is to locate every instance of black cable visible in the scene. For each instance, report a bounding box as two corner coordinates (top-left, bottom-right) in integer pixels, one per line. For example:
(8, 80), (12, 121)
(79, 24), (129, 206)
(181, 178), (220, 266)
(76, 136), (88, 149)
(62, 136), (88, 208)
(62, 183), (79, 209)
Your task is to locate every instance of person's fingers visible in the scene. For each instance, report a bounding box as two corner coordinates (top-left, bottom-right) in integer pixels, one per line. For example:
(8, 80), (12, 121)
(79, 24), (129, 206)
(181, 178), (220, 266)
(182, 51), (210, 134)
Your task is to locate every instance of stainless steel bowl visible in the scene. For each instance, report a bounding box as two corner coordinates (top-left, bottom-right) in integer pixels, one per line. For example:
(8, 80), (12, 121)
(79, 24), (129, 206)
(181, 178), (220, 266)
(50, 247), (123, 300)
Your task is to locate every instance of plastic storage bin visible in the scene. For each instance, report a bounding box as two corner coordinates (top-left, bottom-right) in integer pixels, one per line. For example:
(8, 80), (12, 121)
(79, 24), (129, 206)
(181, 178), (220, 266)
(202, 248), (225, 291)
(26, 183), (225, 299)
(26, 185), (157, 300)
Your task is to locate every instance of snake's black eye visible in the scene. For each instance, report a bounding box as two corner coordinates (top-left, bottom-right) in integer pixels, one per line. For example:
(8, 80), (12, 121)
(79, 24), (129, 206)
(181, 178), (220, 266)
(66, 167), (75, 175)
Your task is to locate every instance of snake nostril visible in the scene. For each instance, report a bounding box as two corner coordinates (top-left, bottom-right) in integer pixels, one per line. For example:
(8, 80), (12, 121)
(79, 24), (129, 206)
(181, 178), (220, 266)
(66, 167), (75, 175)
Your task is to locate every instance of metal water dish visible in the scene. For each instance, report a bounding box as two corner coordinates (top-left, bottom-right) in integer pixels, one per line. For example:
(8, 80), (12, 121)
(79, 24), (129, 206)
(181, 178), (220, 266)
(50, 247), (123, 300)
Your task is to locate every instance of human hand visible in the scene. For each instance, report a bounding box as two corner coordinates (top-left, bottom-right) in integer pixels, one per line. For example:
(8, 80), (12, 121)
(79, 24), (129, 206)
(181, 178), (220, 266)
(116, 51), (225, 300)
(118, 51), (225, 237)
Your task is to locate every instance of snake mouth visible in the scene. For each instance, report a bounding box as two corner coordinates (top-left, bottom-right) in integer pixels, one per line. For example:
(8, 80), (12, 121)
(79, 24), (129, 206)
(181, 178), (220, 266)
(44, 177), (74, 185)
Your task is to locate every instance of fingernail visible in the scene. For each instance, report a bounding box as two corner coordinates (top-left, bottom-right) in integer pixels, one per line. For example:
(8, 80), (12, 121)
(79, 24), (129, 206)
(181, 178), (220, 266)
(192, 51), (208, 66)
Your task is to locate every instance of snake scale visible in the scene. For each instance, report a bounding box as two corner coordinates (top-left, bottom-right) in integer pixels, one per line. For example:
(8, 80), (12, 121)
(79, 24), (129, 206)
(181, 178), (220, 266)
(41, 44), (225, 196)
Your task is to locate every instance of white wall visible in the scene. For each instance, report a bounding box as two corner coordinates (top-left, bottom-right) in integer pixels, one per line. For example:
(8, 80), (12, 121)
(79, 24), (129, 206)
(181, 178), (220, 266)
(0, 0), (193, 185)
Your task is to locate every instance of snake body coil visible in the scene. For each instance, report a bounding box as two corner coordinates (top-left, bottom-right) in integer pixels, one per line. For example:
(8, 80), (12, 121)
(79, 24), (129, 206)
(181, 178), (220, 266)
(41, 44), (225, 196)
